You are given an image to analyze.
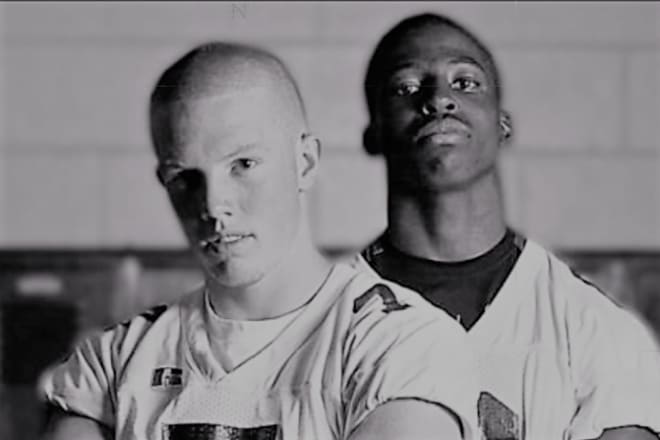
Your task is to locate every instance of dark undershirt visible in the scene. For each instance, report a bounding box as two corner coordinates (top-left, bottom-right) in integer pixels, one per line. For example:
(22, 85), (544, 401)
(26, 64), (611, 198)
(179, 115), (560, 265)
(365, 229), (525, 330)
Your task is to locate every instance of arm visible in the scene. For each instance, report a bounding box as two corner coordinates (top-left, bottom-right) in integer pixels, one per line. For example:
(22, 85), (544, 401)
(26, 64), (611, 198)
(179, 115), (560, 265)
(38, 324), (126, 439)
(342, 282), (479, 440)
(348, 399), (463, 440)
(39, 306), (168, 439)
(566, 288), (660, 439)
(597, 427), (659, 440)
(42, 407), (112, 440)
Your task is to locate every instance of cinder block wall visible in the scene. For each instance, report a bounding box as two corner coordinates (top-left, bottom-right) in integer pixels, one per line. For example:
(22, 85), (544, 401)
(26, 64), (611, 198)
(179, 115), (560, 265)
(1, 2), (658, 251)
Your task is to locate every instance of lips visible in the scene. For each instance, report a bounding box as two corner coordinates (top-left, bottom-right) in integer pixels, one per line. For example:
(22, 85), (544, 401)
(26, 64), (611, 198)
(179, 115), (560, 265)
(199, 233), (253, 252)
(414, 116), (470, 144)
(220, 233), (249, 244)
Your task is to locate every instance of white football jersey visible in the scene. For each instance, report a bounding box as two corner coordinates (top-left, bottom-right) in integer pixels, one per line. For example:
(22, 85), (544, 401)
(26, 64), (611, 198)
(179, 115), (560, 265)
(41, 261), (480, 440)
(361, 239), (660, 440)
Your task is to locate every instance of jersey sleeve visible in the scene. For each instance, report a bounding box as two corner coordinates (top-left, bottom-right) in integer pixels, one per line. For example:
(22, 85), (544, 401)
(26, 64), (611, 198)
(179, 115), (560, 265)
(342, 282), (480, 440)
(567, 296), (660, 439)
(38, 319), (140, 428)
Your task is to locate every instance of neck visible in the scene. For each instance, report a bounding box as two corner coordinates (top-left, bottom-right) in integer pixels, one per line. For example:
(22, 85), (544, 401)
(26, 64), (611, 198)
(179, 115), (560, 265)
(387, 171), (506, 262)
(206, 217), (332, 321)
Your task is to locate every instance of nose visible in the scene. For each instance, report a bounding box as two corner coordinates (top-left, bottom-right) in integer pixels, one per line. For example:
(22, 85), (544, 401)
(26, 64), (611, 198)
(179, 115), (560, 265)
(202, 171), (235, 227)
(420, 87), (458, 116)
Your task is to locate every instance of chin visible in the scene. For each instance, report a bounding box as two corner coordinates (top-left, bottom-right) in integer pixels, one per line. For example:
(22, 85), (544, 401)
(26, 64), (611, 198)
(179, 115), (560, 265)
(196, 257), (261, 288)
(213, 266), (265, 289)
(425, 166), (497, 192)
(216, 276), (261, 289)
(211, 273), (264, 290)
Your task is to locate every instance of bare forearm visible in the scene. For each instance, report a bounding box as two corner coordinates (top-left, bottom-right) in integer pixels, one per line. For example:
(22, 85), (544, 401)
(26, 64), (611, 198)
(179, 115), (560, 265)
(597, 426), (658, 440)
(42, 410), (112, 440)
(348, 400), (464, 440)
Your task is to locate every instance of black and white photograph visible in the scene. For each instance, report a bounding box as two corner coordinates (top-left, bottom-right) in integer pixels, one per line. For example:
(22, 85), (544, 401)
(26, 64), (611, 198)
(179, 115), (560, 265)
(0, 2), (659, 439)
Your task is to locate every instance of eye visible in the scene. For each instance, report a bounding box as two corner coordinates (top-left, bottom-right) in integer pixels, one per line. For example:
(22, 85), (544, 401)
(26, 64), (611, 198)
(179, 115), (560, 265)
(451, 76), (482, 93)
(231, 158), (258, 174)
(392, 80), (421, 97)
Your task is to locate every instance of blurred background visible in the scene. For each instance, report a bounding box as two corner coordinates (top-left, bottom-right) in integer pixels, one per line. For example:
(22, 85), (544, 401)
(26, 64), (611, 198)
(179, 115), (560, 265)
(0, 1), (658, 438)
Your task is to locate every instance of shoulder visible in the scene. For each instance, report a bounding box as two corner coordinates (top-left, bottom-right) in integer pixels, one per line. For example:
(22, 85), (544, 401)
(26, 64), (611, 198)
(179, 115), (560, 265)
(338, 257), (470, 359)
(82, 288), (199, 367)
(112, 296), (181, 340)
(520, 239), (622, 312)
(527, 246), (660, 437)
(538, 243), (632, 320)
(526, 240), (657, 352)
(337, 260), (479, 438)
(343, 255), (456, 319)
(353, 277), (456, 326)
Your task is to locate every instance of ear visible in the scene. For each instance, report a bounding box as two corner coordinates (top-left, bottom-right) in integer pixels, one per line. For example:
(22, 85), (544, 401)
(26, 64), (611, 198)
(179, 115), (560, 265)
(363, 124), (382, 156)
(297, 132), (322, 192)
(499, 110), (513, 145)
(155, 165), (166, 186)
(156, 161), (175, 188)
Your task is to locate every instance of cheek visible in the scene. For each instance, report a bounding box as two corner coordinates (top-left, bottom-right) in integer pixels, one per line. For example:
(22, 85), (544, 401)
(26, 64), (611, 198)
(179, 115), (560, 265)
(381, 96), (416, 117)
(464, 98), (499, 130)
(383, 105), (416, 127)
(242, 173), (299, 223)
(168, 193), (200, 230)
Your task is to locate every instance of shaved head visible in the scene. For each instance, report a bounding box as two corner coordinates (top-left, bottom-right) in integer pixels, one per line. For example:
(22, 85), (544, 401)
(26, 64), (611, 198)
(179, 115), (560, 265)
(149, 42), (307, 161)
(147, 42), (325, 295)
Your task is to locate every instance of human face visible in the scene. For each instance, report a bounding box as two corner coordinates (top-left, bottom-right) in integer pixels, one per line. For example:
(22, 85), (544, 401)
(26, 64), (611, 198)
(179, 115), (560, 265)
(157, 86), (303, 289)
(373, 25), (502, 193)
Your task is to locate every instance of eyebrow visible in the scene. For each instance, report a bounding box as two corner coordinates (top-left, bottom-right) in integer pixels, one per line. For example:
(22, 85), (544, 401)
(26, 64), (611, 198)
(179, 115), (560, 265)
(385, 61), (421, 78)
(158, 143), (263, 173)
(385, 55), (487, 78)
(447, 56), (486, 71)
(212, 142), (264, 162)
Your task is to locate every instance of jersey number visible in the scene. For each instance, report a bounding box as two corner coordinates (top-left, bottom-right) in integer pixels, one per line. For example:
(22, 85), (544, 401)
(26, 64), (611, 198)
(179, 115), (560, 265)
(479, 391), (521, 440)
(163, 423), (279, 440)
(353, 284), (409, 314)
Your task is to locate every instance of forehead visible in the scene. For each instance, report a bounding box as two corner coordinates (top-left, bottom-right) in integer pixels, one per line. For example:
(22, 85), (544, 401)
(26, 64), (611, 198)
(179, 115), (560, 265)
(162, 85), (287, 162)
(185, 86), (273, 127)
(383, 25), (495, 78)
